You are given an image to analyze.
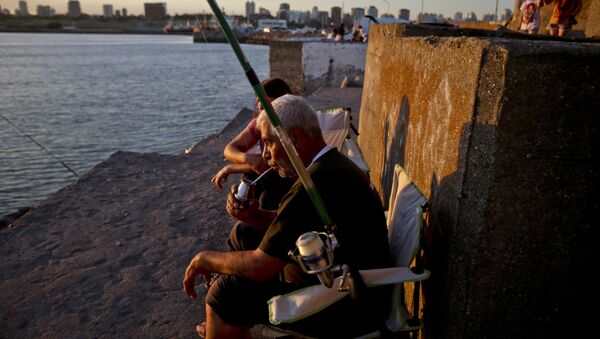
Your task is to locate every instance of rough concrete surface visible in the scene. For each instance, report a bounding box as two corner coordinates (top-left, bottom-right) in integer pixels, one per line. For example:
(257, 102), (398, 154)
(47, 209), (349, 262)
(360, 24), (600, 338)
(0, 91), (358, 338)
(586, 0), (600, 38)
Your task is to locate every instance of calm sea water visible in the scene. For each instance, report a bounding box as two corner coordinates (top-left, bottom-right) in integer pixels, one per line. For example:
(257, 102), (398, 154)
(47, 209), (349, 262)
(0, 33), (269, 216)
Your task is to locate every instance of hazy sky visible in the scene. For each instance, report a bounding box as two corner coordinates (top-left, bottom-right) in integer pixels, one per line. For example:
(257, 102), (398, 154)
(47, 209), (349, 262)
(1, 0), (516, 20)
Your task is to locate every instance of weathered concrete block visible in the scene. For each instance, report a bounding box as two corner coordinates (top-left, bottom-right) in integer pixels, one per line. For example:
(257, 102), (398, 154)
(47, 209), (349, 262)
(359, 24), (600, 338)
(586, 0), (600, 38)
(269, 40), (366, 95)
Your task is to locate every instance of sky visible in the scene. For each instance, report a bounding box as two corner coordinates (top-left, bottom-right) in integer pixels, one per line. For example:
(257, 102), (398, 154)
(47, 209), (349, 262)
(1, 0), (516, 20)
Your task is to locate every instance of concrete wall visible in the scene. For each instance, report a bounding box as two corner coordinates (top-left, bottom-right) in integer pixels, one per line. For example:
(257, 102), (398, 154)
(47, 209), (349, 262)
(269, 40), (367, 95)
(586, 0), (600, 38)
(359, 24), (600, 337)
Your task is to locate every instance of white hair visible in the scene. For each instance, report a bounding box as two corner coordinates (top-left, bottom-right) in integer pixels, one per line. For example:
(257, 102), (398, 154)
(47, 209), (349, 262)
(257, 94), (322, 139)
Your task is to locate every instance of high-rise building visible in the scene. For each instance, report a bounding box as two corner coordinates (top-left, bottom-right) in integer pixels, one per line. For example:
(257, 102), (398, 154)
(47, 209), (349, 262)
(367, 6), (378, 18)
(103, 4), (113, 18)
(67, 0), (81, 18)
(331, 6), (341, 26)
(350, 7), (365, 21)
(18, 0), (28, 16)
(277, 3), (289, 21)
(454, 12), (463, 22)
(144, 3), (166, 19)
(245, 1), (255, 18)
(310, 6), (318, 20)
(37, 5), (55, 17)
(1, 7), (9, 15)
(122, 8), (127, 17)
(399, 8), (410, 21)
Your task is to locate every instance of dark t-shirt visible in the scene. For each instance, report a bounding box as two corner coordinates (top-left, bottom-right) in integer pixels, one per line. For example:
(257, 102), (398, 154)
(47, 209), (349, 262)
(258, 148), (391, 285)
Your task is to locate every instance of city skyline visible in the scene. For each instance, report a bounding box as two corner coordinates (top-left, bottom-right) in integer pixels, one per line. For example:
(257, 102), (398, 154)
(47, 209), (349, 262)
(0, 0), (515, 20)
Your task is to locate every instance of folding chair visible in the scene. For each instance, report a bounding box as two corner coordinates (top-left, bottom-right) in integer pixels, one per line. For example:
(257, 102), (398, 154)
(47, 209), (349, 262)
(262, 164), (430, 338)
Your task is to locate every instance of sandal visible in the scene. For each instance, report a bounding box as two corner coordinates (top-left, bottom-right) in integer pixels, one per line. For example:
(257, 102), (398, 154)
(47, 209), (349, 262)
(195, 322), (206, 338)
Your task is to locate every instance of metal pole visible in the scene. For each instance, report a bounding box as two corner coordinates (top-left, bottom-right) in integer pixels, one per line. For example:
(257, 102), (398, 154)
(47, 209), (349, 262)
(495, 0), (499, 21)
(206, 0), (335, 231)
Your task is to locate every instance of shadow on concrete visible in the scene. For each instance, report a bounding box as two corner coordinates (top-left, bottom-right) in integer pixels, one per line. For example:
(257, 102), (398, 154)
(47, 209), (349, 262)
(381, 96), (410, 208)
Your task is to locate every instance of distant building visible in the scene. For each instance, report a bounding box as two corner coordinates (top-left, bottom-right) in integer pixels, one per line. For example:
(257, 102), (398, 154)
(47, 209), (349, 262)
(103, 4), (113, 18)
(115, 9), (120, 17)
(417, 12), (438, 23)
(342, 13), (353, 27)
(381, 13), (394, 18)
(288, 10), (307, 24)
(351, 7), (365, 21)
(316, 11), (328, 27)
(67, 0), (81, 18)
(1, 7), (9, 15)
(331, 6), (341, 26)
(245, 1), (255, 18)
(277, 3), (289, 21)
(465, 12), (478, 22)
(37, 5), (55, 17)
(144, 3), (166, 19)
(399, 8), (410, 21)
(501, 8), (512, 21)
(367, 6), (378, 18)
(122, 8), (127, 17)
(258, 7), (271, 16)
(310, 6), (318, 20)
(454, 12), (463, 22)
(18, 0), (28, 16)
(482, 13), (495, 22)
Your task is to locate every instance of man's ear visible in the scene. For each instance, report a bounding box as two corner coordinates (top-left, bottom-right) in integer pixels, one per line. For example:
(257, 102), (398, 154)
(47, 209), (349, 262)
(289, 127), (303, 146)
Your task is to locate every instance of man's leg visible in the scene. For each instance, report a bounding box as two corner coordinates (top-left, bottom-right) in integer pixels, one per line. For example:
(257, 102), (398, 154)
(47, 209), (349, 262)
(205, 304), (251, 339)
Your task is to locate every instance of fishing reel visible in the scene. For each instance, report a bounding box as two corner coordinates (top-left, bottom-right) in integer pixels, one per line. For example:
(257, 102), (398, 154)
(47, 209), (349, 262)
(288, 231), (353, 293)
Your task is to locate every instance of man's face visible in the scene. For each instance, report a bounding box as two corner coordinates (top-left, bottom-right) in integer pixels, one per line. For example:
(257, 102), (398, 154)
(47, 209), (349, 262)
(259, 119), (296, 178)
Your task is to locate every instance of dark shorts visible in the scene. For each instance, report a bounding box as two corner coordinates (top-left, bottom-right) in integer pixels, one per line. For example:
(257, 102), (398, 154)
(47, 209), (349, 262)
(206, 274), (392, 337)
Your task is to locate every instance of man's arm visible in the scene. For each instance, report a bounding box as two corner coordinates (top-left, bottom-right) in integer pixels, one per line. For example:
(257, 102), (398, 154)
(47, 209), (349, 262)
(183, 248), (285, 299)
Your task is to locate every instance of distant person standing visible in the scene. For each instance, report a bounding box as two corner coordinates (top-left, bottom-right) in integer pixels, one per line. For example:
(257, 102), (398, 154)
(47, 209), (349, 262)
(520, 0), (542, 34)
(540, 0), (583, 37)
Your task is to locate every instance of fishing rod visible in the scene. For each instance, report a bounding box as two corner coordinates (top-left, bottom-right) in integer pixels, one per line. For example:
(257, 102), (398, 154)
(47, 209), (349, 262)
(206, 0), (335, 232)
(1, 114), (79, 178)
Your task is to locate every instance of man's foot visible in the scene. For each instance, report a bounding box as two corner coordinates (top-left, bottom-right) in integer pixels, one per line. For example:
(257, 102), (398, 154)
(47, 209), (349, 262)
(195, 322), (207, 338)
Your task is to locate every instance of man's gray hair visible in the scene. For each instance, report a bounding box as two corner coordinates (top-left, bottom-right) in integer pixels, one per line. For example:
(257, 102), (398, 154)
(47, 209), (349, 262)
(257, 94), (322, 139)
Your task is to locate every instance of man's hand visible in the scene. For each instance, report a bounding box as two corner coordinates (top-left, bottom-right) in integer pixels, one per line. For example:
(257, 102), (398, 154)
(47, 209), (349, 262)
(226, 185), (258, 220)
(183, 253), (212, 300)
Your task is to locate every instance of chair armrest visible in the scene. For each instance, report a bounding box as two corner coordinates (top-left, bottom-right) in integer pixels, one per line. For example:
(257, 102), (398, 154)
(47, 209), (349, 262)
(268, 267), (430, 325)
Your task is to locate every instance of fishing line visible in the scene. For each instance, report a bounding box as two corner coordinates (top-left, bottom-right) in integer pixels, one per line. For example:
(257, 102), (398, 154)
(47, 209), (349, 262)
(1, 114), (80, 178)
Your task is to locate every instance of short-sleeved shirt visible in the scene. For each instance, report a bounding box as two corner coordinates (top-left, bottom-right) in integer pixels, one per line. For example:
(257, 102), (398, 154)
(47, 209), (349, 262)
(258, 148), (391, 286)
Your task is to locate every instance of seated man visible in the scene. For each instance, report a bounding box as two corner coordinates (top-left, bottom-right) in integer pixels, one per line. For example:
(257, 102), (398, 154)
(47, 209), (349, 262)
(183, 95), (391, 338)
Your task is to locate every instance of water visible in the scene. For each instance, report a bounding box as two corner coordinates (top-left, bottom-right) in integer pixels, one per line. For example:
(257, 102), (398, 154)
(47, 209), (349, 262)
(0, 33), (269, 216)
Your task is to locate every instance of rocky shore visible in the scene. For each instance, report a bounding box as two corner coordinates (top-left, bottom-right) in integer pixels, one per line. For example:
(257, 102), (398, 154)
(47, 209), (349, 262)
(0, 88), (362, 337)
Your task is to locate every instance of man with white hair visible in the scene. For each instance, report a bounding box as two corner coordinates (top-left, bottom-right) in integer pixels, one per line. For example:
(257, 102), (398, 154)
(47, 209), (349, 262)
(183, 94), (391, 338)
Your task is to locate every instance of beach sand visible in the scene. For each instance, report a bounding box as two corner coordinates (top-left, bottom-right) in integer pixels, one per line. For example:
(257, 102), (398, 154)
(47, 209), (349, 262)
(0, 88), (362, 337)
